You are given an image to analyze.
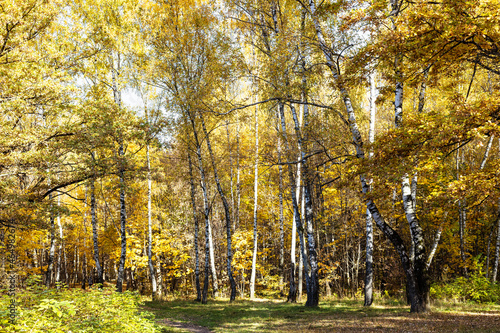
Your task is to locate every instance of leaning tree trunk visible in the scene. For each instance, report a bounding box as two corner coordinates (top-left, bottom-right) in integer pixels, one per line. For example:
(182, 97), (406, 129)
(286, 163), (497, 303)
(207, 209), (218, 297)
(307, 0), (429, 312)
(199, 113), (237, 301)
(188, 153), (202, 301)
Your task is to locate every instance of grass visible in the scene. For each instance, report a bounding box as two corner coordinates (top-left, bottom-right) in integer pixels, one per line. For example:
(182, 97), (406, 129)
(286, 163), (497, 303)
(143, 297), (500, 333)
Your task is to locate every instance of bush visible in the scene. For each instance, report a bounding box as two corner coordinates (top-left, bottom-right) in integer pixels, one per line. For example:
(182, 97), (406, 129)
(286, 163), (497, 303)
(0, 277), (163, 332)
(431, 265), (500, 304)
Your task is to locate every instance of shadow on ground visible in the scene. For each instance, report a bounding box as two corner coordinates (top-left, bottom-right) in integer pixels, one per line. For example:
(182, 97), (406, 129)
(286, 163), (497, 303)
(144, 298), (500, 333)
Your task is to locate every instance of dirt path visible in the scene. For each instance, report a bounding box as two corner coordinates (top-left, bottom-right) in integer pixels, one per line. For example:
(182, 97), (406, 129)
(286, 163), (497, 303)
(157, 318), (212, 333)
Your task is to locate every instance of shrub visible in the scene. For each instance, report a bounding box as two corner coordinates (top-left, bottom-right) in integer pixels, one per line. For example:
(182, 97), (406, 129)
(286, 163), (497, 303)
(430, 260), (500, 304)
(1, 277), (163, 332)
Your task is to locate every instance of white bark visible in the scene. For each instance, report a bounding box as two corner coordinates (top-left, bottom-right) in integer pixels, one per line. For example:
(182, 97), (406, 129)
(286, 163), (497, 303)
(307, 0), (429, 312)
(250, 105), (259, 300)
(187, 112), (212, 304)
(226, 121), (235, 229)
(364, 72), (376, 306)
(46, 193), (56, 287)
(147, 144), (157, 299)
(456, 147), (468, 277)
(157, 259), (163, 299)
(208, 211), (218, 296)
(278, 103), (309, 300)
(56, 196), (63, 285)
(426, 220), (445, 270)
(111, 52), (127, 293)
(199, 114), (236, 300)
(290, 101), (319, 307)
(236, 119), (241, 230)
(278, 132), (285, 294)
(480, 135), (494, 170)
(90, 176), (103, 286)
(188, 153), (201, 301)
(492, 202), (500, 282)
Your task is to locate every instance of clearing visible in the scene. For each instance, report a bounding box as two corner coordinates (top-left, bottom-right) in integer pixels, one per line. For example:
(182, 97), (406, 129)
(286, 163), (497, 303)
(144, 298), (500, 333)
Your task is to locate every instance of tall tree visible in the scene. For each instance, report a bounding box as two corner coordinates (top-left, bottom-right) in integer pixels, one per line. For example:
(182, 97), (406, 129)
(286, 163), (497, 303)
(364, 72), (376, 307)
(250, 103), (259, 300)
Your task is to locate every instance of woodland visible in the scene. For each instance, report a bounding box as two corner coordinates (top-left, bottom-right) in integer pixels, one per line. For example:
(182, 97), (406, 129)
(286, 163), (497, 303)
(1, 0), (500, 331)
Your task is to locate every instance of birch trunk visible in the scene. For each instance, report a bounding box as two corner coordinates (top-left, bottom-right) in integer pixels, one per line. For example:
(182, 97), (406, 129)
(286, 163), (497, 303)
(74, 246), (78, 285)
(199, 113), (237, 301)
(147, 144), (157, 299)
(157, 260), (163, 299)
(33, 249), (38, 272)
(417, 66), (430, 113)
(277, 118), (285, 296)
(364, 72), (376, 306)
(90, 175), (103, 286)
(289, 141), (301, 303)
(492, 202), (500, 282)
(236, 119), (241, 230)
(226, 121), (235, 228)
(486, 224), (493, 278)
(56, 196), (63, 285)
(456, 147), (468, 277)
(82, 252), (87, 289)
(116, 157), (127, 293)
(208, 204), (218, 297)
(299, 189), (306, 301)
(188, 154), (202, 301)
(307, 0), (428, 312)
(480, 135), (494, 170)
(402, 176), (429, 311)
(395, 52), (429, 312)
(287, 102), (303, 303)
(186, 111), (216, 303)
(289, 102), (319, 307)
(46, 194), (56, 287)
(250, 105), (259, 300)
(110, 52), (127, 293)
(278, 103), (310, 303)
(426, 220), (445, 270)
(298, 240), (303, 301)
(479, 135), (495, 279)
(189, 117), (212, 304)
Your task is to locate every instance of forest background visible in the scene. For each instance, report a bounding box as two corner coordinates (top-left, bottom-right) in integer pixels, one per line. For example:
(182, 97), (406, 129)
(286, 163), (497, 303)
(1, 0), (500, 327)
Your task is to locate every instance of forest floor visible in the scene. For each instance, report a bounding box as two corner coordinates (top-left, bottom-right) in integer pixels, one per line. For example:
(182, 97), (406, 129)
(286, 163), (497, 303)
(143, 297), (500, 333)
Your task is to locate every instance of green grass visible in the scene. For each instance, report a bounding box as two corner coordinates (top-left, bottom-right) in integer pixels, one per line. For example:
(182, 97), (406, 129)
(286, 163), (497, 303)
(144, 297), (500, 333)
